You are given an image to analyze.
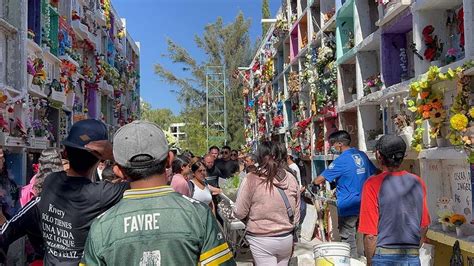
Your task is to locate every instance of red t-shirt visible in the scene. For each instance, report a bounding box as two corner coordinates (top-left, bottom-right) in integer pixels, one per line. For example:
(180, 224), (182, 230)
(359, 171), (430, 248)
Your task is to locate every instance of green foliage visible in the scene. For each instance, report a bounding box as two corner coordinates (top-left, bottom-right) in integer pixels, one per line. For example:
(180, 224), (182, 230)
(262, 0), (270, 37)
(140, 101), (175, 130)
(154, 12), (254, 152)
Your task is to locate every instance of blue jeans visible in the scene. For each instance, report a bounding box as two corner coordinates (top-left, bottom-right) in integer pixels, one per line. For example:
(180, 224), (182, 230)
(372, 254), (421, 266)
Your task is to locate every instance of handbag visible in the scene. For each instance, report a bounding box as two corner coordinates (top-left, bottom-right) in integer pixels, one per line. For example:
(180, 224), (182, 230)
(275, 186), (299, 242)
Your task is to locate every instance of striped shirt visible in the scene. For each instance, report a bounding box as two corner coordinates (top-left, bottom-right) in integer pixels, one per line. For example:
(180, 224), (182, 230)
(81, 186), (235, 266)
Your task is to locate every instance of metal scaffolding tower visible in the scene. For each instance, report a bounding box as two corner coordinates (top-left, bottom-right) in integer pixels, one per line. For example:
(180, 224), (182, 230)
(206, 66), (227, 149)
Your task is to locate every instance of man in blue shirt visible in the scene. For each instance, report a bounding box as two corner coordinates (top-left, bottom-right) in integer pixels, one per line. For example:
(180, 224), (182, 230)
(313, 130), (377, 258)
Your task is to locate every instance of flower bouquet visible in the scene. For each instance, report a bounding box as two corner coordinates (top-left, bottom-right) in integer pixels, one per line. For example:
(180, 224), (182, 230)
(446, 48), (458, 65)
(32, 58), (47, 87)
(422, 25), (444, 66)
(363, 74), (383, 95)
(31, 119), (47, 137)
(447, 66), (474, 153)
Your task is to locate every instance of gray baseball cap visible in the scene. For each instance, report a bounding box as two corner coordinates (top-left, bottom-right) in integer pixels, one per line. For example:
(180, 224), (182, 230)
(113, 120), (169, 168)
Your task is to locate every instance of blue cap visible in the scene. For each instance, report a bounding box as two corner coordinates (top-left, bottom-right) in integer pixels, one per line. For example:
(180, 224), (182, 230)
(62, 119), (108, 150)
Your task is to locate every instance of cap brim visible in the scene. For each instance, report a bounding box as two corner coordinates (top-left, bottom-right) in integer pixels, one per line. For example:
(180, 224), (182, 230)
(61, 140), (90, 151)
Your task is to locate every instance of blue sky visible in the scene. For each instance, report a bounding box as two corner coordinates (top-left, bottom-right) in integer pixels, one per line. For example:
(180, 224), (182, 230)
(113, 0), (280, 114)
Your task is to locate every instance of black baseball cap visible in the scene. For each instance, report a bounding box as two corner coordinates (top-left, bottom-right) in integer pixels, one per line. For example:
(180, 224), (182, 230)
(62, 119), (108, 150)
(375, 135), (406, 159)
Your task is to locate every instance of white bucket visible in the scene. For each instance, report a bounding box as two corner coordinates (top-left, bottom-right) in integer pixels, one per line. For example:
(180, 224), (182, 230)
(314, 242), (351, 266)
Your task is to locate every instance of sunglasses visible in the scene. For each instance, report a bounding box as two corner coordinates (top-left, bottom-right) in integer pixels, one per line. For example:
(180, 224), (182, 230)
(231, 153), (238, 156)
(221, 151), (229, 154)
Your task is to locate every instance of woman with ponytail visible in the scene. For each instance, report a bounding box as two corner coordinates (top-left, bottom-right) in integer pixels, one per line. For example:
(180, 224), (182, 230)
(233, 141), (300, 265)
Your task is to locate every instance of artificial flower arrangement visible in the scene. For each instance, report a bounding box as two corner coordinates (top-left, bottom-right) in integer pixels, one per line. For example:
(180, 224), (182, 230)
(262, 59), (274, 83)
(31, 119), (47, 137)
(288, 71), (300, 95)
(32, 58), (47, 87)
(101, 0), (112, 30)
(116, 28), (125, 39)
(407, 66), (461, 151)
(81, 63), (94, 81)
(422, 25), (444, 63)
(363, 74), (383, 95)
(302, 36), (308, 48)
(272, 115), (284, 128)
(301, 51), (317, 88)
(446, 48), (459, 65)
(274, 14), (289, 36)
(290, 14), (298, 25)
(447, 62), (474, 153)
(322, 8), (335, 22)
(315, 35), (337, 113)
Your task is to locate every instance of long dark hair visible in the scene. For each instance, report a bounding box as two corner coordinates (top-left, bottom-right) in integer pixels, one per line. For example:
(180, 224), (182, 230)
(255, 141), (287, 189)
(172, 155), (190, 174)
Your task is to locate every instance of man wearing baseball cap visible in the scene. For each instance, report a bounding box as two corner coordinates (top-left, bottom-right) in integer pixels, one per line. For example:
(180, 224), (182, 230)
(0, 119), (129, 265)
(81, 121), (235, 266)
(359, 135), (430, 265)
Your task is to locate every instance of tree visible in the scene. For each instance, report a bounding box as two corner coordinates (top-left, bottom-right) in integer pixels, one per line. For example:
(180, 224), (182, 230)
(140, 100), (175, 130)
(262, 0), (270, 37)
(155, 12), (254, 151)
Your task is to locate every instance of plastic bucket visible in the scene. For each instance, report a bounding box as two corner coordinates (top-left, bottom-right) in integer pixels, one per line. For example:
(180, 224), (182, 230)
(314, 242), (351, 266)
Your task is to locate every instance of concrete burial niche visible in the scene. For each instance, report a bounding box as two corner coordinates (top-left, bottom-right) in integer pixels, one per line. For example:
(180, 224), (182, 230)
(412, 0), (465, 75)
(336, 0), (354, 59)
(381, 9), (413, 87)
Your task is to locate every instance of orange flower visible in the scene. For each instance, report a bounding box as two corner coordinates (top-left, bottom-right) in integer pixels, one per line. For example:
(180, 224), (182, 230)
(420, 92), (430, 99)
(431, 102), (443, 110)
(422, 104), (432, 112)
(423, 111), (431, 119)
(418, 106), (424, 113)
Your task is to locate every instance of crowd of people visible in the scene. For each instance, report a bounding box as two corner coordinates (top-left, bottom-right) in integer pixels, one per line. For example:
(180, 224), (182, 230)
(0, 118), (430, 266)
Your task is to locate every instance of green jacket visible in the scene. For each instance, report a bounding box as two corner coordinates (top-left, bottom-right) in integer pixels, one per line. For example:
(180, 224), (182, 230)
(81, 186), (235, 266)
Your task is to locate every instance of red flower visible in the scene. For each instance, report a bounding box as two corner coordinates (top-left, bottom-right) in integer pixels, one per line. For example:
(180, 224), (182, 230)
(424, 47), (436, 61)
(458, 9), (464, 47)
(423, 35), (433, 44)
(422, 25), (434, 36)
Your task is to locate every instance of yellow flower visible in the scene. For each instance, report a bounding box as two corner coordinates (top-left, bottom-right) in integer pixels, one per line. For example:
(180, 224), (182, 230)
(450, 114), (469, 131)
(427, 66), (439, 80)
(469, 107), (474, 118)
(420, 80), (429, 89)
(414, 144), (422, 152)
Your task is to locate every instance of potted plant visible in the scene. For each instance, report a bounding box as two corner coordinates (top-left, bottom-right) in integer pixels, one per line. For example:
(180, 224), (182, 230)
(422, 25), (444, 66)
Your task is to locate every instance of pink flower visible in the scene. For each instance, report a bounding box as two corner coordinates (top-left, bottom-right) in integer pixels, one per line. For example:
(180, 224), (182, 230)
(447, 48), (458, 57)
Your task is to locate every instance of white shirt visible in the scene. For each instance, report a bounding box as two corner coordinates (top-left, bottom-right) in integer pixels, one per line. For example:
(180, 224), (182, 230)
(190, 180), (213, 205)
(288, 163), (302, 187)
